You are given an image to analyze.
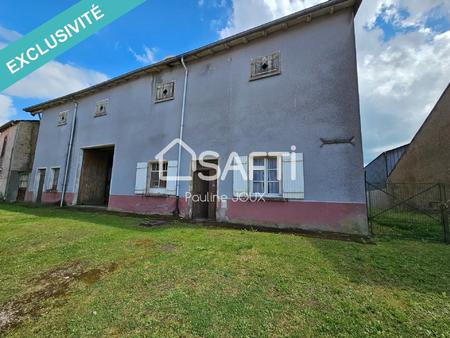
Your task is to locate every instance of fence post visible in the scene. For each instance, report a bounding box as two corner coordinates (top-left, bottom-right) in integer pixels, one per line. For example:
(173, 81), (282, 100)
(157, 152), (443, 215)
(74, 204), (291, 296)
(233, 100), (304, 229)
(439, 184), (449, 244)
(364, 173), (373, 236)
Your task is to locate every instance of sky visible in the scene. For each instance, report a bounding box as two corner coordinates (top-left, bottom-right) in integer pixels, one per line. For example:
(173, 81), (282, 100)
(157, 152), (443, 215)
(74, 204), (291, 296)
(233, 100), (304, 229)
(0, 0), (449, 164)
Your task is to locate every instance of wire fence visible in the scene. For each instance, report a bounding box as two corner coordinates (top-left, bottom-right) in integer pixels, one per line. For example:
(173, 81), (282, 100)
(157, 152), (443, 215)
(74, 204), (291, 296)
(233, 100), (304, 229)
(366, 182), (449, 243)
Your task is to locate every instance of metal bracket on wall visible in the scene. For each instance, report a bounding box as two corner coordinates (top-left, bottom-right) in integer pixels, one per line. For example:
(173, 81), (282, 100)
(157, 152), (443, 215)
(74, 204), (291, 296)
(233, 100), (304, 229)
(320, 137), (355, 148)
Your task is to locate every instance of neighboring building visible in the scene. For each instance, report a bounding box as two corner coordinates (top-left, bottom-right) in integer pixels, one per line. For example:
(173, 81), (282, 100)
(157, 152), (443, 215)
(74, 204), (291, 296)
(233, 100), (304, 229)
(0, 120), (40, 201)
(365, 144), (409, 189)
(24, 0), (368, 235)
(389, 84), (450, 188)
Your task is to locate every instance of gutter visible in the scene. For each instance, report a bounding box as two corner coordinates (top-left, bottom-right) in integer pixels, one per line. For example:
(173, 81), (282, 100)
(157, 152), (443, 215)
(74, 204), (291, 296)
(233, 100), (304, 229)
(174, 56), (189, 216)
(60, 102), (78, 207)
(24, 0), (359, 114)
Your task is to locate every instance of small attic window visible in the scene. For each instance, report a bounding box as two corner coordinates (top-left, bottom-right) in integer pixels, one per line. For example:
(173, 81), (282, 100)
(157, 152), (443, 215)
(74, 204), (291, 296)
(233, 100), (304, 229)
(250, 51), (281, 81)
(155, 81), (175, 103)
(95, 99), (108, 117)
(58, 111), (68, 126)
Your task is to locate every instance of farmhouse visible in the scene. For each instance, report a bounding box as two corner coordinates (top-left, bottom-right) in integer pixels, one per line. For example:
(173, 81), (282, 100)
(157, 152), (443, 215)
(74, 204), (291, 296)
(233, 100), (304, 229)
(24, 0), (368, 235)
(0, 120), (39, 202)
(388, 84), (450, 188)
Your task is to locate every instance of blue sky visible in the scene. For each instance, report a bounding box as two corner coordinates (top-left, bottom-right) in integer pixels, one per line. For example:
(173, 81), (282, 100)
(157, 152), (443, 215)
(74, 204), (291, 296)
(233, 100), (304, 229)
(0, 0), (449, 163)
(0, 0), (233, 114)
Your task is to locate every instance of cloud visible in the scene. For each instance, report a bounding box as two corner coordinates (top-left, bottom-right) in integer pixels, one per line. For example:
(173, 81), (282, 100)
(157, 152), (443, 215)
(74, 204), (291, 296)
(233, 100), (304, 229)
(218, 0), (450, 163)
(0, 25), (108, 117)
(129, 45), (158, 65)
(199, 0), (227, 9)
(0, 26), (21, 42)
(219, 0), (324, 38)
(0, 95), (17, 125)
(4, 61), (108, 99)
(356, 1), (450, 162)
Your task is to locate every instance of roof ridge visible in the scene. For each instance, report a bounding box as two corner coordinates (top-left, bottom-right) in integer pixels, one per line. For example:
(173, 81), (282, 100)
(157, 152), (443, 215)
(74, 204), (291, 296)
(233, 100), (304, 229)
(24, 0), (359, 113)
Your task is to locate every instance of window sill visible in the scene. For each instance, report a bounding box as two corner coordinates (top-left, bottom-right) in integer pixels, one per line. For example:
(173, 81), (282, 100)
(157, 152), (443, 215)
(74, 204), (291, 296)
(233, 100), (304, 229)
(249, 70), (281, 81)
(249, 194), (286, 201)
(144, 193), (170, 198)
(154, 97), (174, 104)
(261, 196), (287, 202)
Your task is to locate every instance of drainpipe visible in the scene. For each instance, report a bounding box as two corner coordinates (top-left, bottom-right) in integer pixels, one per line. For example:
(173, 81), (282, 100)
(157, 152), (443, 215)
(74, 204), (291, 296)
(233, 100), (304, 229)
(60, 102), (78, 207)
(174, 56), (189, 216)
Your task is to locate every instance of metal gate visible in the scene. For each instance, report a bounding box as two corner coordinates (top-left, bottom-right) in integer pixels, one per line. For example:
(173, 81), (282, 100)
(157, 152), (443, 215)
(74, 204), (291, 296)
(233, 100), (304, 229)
(366, 182), (449, 243)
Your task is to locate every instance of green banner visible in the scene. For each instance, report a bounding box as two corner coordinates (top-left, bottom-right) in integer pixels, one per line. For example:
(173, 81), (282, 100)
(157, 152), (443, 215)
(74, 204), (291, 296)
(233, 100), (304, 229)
(0, 0), (145, 92)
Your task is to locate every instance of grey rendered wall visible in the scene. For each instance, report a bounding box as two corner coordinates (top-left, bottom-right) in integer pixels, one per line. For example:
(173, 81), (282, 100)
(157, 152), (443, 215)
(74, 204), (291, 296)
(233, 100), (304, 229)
(29, 8), (365, 205)
(31, 108), (72, 195)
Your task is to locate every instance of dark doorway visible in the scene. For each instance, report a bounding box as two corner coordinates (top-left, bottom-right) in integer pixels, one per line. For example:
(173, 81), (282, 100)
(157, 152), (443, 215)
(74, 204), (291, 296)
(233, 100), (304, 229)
(16, 172), (29, 202)
(78, 146), (114, 206)
(192, 160), (218, 220)
(36, 169), (46, 203)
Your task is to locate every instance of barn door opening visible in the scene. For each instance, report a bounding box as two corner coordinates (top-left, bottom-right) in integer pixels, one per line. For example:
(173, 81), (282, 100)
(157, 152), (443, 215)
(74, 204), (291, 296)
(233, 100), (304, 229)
(192, 159), (218, 221)
(78, 146), (114, 206)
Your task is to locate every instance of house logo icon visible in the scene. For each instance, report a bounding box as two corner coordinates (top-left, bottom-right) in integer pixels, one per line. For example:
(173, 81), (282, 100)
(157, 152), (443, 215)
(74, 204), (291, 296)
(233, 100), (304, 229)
(155, 138), (197, 181)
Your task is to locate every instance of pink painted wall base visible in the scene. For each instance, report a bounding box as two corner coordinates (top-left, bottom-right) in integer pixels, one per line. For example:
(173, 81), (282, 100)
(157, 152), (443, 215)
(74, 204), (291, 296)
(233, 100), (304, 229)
(25, 192), (368, 235)
(25, 192), (75, 205)
(224, 200), (368, 235)
(108, 195), (189, 217)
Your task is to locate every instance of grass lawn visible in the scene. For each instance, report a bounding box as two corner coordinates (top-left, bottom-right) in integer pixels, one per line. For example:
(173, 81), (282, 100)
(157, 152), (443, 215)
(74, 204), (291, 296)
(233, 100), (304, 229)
(0, 204), (449, 337)
(369, 209), (446, 242)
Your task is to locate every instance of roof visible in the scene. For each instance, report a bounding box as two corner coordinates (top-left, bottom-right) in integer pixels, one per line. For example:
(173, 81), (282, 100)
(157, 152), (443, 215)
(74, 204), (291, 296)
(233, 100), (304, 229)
(402, 83), (450, 157)
(365, 143), (410, 169)
(0, 120), (39, 133)
(24, 0), (362, 114)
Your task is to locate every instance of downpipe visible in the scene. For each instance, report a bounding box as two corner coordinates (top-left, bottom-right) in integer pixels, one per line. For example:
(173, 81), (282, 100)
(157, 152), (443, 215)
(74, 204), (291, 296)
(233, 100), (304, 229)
(174, 56), (189, 216)
(60, 102), (78, 207)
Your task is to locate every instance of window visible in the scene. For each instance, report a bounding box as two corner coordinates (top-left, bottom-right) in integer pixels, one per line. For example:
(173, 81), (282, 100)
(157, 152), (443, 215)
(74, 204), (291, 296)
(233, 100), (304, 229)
(250, 51), (281, 81)
(58, 111), (68, 126)
(0, 135), (7, 158)
(49, 168), (60, 191)
(155, 82), (175, 102)
(18, 173), (29, 189)
(147, 162), (168, 193)
(252, 157), (280, 195)
(95, 99), (108, 117)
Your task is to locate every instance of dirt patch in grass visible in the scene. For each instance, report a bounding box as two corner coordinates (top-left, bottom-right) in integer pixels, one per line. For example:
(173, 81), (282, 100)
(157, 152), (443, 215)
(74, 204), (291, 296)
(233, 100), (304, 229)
(160, 243), (178, 252)
(131, 239), (154, 247)
(139, 219), (168, 228)
(0, 260), (118, 334)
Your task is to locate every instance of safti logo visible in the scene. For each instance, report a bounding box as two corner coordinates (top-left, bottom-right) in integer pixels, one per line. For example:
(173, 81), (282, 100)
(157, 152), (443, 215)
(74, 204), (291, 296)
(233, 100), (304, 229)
(0, 0), (146, 92)
(154, 138), (300, 182)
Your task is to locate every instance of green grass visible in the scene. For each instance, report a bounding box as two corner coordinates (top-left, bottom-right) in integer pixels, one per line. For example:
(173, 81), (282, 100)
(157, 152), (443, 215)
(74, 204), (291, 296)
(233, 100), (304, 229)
(0, 204), (449, 337)
(370, 209), (445, 241)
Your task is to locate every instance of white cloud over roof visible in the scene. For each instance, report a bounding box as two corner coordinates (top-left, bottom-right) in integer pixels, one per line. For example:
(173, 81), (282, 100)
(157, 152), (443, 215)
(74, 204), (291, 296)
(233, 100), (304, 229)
(219, 0), (450, 162)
